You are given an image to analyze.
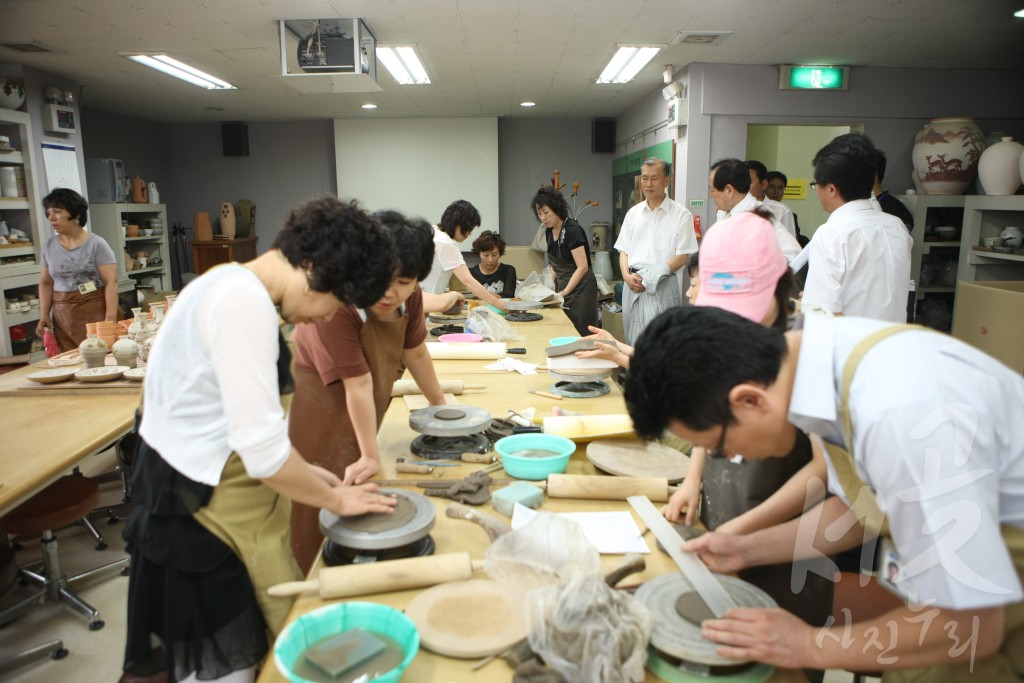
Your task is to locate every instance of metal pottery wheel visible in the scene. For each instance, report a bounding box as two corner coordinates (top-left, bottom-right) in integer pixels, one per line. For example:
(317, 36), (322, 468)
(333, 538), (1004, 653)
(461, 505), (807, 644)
(505, 311), (543, 323)
(411, 433), (492, 459)
(429, 324), (464, 337)
(319, 489), (435, 551)
(409, 405), (492, 437)
(505, 300), (544, 311)
(428, 312), (467, 324)
(548, 368), (612, 398)
(635, 573), (777, 668)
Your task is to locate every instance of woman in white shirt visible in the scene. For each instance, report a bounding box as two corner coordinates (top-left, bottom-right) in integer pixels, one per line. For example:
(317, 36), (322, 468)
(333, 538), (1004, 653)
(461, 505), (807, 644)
(420, 199), (508, 312)
(122, 196), (399, 683)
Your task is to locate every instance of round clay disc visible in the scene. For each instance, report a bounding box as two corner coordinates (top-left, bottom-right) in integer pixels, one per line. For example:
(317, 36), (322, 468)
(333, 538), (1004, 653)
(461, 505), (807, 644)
(586, 439), (690, 483)
(409, 404), (492, 437)
(635, 573), (776, 666)
(675, 591), (716, 625)
(319, 489), (435, 550)
(340, 494), (417, 532)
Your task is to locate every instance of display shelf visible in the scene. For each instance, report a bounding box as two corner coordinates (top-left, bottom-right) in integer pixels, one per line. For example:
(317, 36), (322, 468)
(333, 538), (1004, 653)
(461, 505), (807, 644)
(897, 194), (966, 330)
(968, 248), (1024, 264)
(90, 203), (169, 292)
(0, 108), (44, 356)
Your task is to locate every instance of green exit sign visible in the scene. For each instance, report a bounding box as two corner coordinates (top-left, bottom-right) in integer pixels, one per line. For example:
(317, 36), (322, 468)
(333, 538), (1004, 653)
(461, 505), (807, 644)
(780, 65), (849, 91)
(689, 199), (705, 208)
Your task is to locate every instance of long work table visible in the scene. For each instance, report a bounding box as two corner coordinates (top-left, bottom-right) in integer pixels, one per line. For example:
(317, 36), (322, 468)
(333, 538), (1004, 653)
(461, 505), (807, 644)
(259, 306), (806, 683)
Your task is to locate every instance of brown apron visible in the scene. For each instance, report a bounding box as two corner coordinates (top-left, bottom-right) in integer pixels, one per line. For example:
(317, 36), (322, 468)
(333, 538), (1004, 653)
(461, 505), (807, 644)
(51, 288), (107, 352)
(826, 325), (1024, 681)
(287, 308), (407, 572)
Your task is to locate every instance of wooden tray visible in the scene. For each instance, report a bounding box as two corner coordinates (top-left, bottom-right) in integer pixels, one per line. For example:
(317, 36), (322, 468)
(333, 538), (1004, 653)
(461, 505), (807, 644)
(0, 368), (141, 396)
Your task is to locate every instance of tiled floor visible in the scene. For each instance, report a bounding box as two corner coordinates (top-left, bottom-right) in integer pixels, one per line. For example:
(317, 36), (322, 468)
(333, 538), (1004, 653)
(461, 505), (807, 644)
(0, 448), (881, 683)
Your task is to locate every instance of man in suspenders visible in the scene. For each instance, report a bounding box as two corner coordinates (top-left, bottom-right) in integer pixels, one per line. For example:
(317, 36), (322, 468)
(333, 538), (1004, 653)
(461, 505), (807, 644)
(625, 306), (1024, 680)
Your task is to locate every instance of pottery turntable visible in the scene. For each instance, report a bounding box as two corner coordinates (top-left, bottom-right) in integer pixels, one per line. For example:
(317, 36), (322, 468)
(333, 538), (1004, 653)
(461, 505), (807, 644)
(548, 368), (612, 398)
(408, 405), (493, 460)
(544, 340), (618, 398)
(504, 299), (544, 323)
(319, 489), (437, 566)
(429, 324), (464, 337)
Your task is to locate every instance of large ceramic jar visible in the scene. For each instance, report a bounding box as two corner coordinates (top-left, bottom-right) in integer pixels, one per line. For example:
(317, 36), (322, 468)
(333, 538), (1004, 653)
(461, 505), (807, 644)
(0, 77), (25, 110)
(977, 137), (1024, 196)
(79, 333), (109, 369)
(112, 335), (139, 369)
(912, 117), (986, 195)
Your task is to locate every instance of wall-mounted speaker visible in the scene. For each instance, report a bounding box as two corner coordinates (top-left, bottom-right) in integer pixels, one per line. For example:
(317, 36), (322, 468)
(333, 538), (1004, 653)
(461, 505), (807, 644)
(591, 118), (616, 154)
(222, 122), (249, 157)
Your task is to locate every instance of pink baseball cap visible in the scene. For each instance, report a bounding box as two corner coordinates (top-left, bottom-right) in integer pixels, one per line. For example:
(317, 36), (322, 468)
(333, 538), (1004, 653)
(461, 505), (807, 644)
(695, 211), (788, 323)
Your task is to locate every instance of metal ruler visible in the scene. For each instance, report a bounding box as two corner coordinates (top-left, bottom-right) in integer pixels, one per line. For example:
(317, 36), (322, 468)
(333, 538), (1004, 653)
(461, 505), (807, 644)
(628, 495), (736, 618)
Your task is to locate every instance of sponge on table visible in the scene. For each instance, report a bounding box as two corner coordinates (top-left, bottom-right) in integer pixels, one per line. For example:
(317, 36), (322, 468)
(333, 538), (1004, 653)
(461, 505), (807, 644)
(492, 482), (544, 517)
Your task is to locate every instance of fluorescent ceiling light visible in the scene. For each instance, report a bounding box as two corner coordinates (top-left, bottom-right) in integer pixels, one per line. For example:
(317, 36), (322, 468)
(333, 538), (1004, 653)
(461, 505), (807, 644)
(1015, 8), (1024, 17)
(520, 101), (536, 107)
(596, 46), (662, 84)
(126, 54), (235, 89)
(361, 103), (378, 109)
(376, 46), (431, 85)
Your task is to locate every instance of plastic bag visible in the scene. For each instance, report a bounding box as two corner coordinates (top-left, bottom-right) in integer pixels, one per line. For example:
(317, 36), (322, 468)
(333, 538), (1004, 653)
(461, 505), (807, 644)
(531, 223), (548, 252)
(465, 307), (524, 342)
(485, 512), (601, 591)
(517, 271), (561, 304)
(526, 574), (653, 683)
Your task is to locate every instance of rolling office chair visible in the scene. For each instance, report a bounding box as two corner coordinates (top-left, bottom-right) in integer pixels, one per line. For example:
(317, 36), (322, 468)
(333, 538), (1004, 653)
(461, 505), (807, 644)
(0, 537), (68, 675)
(0, 473), (130, 631)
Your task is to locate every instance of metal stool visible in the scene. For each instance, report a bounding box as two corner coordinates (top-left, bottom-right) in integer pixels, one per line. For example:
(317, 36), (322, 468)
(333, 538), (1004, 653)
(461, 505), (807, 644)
(0, 537), (68, 674)
(0, 475), (130, 631)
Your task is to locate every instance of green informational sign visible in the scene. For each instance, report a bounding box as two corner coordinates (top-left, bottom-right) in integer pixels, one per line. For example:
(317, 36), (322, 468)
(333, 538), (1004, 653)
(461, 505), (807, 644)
(785, 66), (847, 90)
(689, 199), (705, 208)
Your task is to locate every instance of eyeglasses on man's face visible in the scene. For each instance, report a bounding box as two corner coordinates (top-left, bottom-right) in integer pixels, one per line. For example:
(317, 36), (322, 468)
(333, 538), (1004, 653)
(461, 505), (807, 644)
(808, 181), (819, 190)
(707, 422), (729, 459)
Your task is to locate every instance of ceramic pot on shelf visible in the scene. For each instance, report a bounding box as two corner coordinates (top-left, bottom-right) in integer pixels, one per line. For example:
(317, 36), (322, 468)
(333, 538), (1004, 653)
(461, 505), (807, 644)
(79, 333), (108, 369)
(131, 175), (148, 203)
(977, 137), (1024, 196)
(112, 335), (139, 369)
(911, 117), (986, 195)
(1000, 226), (1023, 249)
(194, 212), (213, 241)
(0, 77), (25, 110)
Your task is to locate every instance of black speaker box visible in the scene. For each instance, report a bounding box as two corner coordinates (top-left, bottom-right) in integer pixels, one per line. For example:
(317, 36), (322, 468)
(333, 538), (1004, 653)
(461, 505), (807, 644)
(591, 118), (616, 153)
(222, 122), (249, 157)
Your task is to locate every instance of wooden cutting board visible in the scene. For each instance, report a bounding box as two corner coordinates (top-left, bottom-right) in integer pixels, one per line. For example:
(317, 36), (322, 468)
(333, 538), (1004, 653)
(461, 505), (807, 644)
(403, 579), (528, 658)
(586, 439), (690, 483)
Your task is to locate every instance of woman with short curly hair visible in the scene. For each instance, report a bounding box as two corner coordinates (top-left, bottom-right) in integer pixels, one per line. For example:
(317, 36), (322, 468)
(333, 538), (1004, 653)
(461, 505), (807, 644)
(469, 230), (518, 298)
(122, 196), (400, 683)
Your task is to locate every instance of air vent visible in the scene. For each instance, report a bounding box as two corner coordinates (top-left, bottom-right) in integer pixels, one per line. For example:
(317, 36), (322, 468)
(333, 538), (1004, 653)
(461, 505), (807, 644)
(1, 41), (60, 53)
(670, 31), (733, 46)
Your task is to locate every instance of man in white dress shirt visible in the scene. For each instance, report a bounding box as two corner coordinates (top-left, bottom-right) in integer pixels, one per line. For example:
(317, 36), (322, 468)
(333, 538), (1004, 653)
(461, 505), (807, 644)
(747, 159), (797, 239)
(709, 158), (802, 264)
(801, 134), (912, 322)
(614, 157), (697, 344)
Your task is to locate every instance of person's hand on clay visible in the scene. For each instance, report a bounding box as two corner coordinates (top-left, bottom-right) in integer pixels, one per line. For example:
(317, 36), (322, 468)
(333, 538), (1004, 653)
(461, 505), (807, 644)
(342, 454), (381, 486)
(577, 325), (633, 367)
(682, 531), (749, 575)
(329, 482), (397, 517)
(442, 290), (465, 312)
(700, 607), (816, 670)
(663, 475), (701, 525)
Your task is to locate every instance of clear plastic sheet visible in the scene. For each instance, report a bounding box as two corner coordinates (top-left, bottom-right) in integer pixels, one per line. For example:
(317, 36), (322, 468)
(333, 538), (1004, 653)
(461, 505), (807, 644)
(465, 307), (524, 342)
(484, 512), (601, 591)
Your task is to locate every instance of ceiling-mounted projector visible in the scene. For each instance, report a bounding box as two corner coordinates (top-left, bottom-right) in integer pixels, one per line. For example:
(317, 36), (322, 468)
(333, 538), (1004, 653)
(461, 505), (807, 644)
(277, 18), (382, 93)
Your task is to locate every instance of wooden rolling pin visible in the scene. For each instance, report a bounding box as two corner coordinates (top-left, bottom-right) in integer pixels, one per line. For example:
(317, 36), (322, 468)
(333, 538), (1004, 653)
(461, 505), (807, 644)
(542, 414), (634, 441)
(546, 473), (671, 502)
(267, 551), (484, 599)
(391, 379), (486, 397)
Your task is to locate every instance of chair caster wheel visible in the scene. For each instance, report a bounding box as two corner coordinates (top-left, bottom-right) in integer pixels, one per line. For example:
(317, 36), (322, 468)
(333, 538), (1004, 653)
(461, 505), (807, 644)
(53, 648), (69, 660)
(107, 516), (120, 525)
(89, 620), (105, 631)
(120, 566), (131, 577)
(95, 541), (108, 551)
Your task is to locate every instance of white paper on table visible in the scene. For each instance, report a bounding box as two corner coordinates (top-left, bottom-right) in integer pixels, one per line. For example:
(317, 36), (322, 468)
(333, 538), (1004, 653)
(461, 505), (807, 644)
(511, 503), (650, 554)
(483, 357), (538, 375)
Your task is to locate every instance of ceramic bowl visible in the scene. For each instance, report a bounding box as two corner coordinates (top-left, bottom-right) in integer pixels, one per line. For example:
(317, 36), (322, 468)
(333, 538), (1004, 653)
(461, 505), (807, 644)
(75, 366), (129, 382)
(495, 433), (576, 480)
(437, 332), (483, 343)
(123, 367), (147, 381)
(274, 602), (419, 683)
(548, 336), (580, 347)
(933, 226), (958, 238)
(143, 228), (154, 236)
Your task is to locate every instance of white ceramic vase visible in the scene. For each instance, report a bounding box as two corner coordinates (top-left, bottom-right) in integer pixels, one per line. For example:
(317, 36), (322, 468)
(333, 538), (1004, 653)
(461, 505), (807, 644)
(112, 335), (139, 369)
(977, 137), (1024, 196)
(79, 333), (109, 369)
(220, 202), (236, 238)
(0, 77), (25, 110)
(911, 117), (986, 195)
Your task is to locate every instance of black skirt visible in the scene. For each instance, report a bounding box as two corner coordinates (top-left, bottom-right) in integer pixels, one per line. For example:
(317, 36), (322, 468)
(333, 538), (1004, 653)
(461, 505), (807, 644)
(122, 438), (269, 681)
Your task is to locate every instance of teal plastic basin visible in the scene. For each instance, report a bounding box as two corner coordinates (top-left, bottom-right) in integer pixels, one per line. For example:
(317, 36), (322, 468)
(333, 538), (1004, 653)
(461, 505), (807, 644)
(274, 602), (419, 683)
(495, 433), (576, 480)
(548, 336), (580, 346)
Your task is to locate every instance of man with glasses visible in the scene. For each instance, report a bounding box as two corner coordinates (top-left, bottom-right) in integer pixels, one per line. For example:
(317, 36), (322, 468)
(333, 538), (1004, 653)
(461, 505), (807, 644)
(801, 134), (912, 322)
(625, 305), (1024, 681)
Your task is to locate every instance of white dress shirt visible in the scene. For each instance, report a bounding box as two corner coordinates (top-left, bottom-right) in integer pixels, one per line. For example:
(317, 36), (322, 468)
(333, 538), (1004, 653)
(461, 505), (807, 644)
(801, 199), (912, 322)
(764, 197), (797, 238)
(789, 313), (1024, 610)
(716, 193), (803, 264)
(420, 227), (465, 294)
(615, 196), (697, 291)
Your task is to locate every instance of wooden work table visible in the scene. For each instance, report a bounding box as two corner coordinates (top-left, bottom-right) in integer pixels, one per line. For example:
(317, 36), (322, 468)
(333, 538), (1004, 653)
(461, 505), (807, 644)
(0, 362), (137, 516)
(258, 307), (806, 683)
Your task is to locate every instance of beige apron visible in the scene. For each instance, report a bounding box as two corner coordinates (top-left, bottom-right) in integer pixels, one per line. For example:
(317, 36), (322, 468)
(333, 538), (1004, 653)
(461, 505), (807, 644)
(287, 309), (407, 572)
(825, 325), (1024, 681)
